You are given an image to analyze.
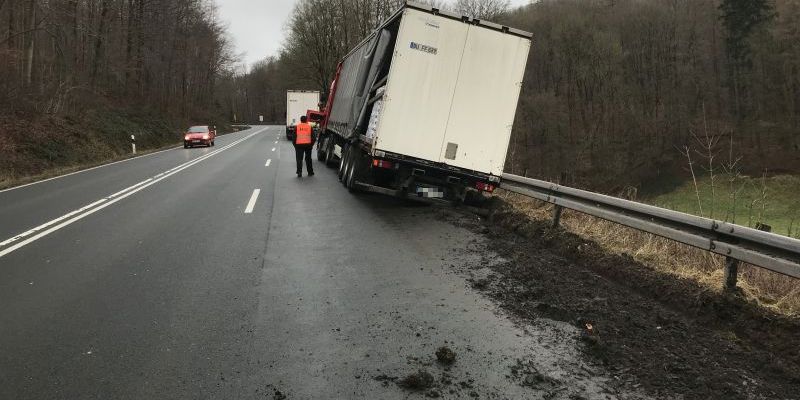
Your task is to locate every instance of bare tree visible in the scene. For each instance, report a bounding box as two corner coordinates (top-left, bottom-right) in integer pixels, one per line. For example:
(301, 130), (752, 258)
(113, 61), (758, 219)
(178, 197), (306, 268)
(454, 0), (510, 20)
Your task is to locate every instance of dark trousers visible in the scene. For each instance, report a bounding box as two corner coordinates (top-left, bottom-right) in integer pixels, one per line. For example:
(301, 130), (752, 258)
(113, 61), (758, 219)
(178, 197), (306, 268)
(294, 144), (314, 175)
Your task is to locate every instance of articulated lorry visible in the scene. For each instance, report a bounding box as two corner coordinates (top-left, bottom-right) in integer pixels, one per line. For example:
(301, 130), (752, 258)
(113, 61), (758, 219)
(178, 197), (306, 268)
(315, 1), (531, 203)
(286, 90), (320, 141)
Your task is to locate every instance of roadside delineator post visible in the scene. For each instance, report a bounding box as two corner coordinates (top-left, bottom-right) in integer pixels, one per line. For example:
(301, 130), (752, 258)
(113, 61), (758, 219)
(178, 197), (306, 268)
(131, 135), (136, 155)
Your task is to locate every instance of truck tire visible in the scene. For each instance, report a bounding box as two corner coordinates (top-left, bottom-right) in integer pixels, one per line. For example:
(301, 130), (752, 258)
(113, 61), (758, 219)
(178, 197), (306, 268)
(345, 151), (364, 192)
(325, 139), (338, 168)
(463, 190), (487, 207)
(344, 152), (357, 190)
(342, 150), (356, 187)
(338, 145), (350, 182)
(316, 137), (327, 162)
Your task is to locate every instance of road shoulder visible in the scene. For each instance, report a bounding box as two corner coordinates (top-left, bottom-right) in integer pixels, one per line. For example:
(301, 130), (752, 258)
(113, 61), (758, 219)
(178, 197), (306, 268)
(456, 202), (800, 399)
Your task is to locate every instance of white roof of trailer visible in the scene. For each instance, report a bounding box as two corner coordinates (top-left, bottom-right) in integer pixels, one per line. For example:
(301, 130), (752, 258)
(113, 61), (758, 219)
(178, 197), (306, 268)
(405, 1), (533, 39)
(340, 1), (532, 61)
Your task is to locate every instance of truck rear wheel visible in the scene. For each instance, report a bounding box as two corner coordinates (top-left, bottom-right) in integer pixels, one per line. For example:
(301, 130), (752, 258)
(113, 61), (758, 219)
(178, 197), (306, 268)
(342, 150), (357, 188)
(344, 152), (357, 190)
(338, 145), (350, 181)
(463, 190), (488, 207)
(316, 137), (328, 162)
(345, 151), (365, 192)
(325, 139), (338, 167)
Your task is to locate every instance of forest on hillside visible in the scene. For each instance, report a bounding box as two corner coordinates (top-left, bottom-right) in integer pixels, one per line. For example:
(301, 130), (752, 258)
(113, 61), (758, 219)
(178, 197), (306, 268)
(225, 0), (800, 192)
(0, 0), (231, 119)
(0, 0), (233, 180)
(503, 0), (800, 191)
(1, 0), (798, 193)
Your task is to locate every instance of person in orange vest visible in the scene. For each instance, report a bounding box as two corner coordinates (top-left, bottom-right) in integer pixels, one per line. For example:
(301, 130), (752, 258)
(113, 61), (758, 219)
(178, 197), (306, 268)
(294, 115), (315, 177)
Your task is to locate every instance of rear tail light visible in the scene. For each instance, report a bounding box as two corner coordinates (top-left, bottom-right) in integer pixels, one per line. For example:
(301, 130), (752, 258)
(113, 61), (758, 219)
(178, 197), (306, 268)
(475, 182), (496, 193)
(372, 159), (394, 169)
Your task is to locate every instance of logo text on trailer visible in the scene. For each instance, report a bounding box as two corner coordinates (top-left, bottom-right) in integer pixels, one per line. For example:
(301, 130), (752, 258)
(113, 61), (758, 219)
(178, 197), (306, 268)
(410, 42), (438, 55)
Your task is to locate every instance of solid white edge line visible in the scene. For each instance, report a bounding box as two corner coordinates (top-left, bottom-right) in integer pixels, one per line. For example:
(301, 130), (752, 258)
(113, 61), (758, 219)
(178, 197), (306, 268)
(0, 198), (108, 247)
(0, 177), (153, 248)
(108, 178), (153, 199)
(244, 189), (261, 214)
(0, 146), (180, 194)
(0, 127), (264, 194)
(0, 129), (266, 258)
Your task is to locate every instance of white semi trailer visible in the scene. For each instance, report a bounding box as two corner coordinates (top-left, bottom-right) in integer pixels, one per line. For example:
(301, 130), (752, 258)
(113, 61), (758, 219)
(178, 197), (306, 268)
(286, 90), (320, 141)
(315, 1), (531, 203)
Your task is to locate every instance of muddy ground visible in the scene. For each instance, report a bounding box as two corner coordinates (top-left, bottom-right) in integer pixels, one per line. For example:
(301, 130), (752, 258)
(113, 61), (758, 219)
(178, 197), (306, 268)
(437, 201), (800, 400)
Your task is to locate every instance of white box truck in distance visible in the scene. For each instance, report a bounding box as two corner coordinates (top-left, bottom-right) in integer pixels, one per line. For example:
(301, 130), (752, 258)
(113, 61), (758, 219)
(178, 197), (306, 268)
(286, 90), (320, 141)
(315, 1), (531, 203)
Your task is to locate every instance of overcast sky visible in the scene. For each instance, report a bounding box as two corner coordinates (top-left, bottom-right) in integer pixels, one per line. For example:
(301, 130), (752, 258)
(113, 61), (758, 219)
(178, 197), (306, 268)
(215, 0), (531, 69)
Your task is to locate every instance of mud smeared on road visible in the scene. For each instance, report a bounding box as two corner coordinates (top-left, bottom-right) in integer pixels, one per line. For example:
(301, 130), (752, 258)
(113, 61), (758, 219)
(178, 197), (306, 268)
(399, 370), (435, 390)
(436, 201), (800, 399)
(435, 346), (457, 365)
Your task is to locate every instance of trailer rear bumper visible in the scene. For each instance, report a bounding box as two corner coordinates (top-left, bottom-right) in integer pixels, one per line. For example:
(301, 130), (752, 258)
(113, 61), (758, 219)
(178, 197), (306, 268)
(353, 181), (456, 206)
(377, 151), (501, 192)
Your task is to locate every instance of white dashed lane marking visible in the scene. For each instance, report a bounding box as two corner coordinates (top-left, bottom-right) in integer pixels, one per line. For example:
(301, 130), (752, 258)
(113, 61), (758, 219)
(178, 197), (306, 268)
(244, 189), (261, 214)
(0, 129), (266, 258)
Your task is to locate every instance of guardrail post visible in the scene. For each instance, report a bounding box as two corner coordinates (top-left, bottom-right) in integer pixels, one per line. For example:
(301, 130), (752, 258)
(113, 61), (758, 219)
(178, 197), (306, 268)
(551, 172), (567, 228)
(724, 224), (772, 291)
(130, 135), (136, 155)
(725, 222), (772, 291)
(552, 205), (563, 228)
(723, 256), (740, 291)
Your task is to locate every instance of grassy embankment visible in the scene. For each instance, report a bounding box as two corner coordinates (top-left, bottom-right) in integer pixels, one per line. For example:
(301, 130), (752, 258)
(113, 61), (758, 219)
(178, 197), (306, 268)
(499, 174), (800, 317)
(0, 108), (233, 190)
(650, 174), (800, 238)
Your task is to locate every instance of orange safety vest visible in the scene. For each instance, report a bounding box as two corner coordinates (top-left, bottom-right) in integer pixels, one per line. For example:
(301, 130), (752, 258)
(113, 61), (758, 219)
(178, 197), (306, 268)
(296, 123), (313, 145)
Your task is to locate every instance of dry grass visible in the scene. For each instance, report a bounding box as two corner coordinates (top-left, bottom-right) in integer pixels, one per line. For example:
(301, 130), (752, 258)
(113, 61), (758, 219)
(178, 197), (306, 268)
(0, 142), (181, 191)
(497, 190), (800, 317)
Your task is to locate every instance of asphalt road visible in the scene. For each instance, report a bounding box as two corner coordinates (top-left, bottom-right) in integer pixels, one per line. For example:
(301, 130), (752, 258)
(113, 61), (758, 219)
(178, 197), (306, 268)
(0, 126), (622, 399)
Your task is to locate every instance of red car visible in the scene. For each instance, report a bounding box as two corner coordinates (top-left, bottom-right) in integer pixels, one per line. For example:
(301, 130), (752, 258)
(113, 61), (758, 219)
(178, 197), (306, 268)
(184, 126), (216, 148)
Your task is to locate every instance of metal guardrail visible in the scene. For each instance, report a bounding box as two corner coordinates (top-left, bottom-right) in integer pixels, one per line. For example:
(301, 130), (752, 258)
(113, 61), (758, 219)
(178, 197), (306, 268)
(500, 173), (800, 288)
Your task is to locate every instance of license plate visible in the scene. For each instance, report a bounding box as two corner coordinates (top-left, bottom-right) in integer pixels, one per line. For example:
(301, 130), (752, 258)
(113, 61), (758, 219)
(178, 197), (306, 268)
(192, 140), (201, 143)
(416, 186), (444, 198)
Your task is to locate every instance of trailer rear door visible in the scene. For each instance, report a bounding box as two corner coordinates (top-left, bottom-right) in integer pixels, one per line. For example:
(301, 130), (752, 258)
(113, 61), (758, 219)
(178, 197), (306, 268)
(373, 9), (469, 162)
(439, 26), (530, 176)
(374, 8), (530, 176)
(287, 91), (320, 127)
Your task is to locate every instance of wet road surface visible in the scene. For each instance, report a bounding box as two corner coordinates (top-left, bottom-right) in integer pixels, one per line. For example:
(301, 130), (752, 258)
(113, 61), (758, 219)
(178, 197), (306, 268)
(0, 126), (635, 399)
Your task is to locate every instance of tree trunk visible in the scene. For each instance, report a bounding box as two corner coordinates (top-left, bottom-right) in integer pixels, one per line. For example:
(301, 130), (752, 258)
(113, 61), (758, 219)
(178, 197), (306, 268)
(125, 0), (134, 90)
(90, 0), (111, 88)
(7, 0), (14, 51)
(68, 0), (78, 77)
(135, 0), (144, 94)
(23, 0), (35, 86)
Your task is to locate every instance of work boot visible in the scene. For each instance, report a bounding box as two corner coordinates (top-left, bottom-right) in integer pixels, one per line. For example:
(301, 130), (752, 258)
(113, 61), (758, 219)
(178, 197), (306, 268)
(308, 171), (315, 176)
(297, 173), (302, 178)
